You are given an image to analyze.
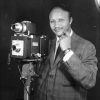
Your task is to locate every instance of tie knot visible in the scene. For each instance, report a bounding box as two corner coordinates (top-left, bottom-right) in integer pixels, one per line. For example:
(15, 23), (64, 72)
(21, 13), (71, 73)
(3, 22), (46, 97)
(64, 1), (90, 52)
(56, 37), (61, 43)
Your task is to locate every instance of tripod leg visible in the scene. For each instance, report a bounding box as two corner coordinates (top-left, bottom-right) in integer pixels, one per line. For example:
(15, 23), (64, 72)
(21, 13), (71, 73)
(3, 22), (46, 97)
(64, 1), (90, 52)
(24, 85), (30, 100)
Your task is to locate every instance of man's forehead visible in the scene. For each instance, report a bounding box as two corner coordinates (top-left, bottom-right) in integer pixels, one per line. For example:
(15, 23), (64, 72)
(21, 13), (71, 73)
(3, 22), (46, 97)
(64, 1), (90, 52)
(49, 8), (69, 18)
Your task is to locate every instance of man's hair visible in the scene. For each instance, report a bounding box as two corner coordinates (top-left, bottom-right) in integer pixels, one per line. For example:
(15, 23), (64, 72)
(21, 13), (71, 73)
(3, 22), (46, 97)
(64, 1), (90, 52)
(49, 3), (72, 18)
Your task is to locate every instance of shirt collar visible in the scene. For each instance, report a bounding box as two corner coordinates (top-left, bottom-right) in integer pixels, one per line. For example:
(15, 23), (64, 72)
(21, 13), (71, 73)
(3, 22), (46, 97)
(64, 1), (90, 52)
(70, 29), (73, 37)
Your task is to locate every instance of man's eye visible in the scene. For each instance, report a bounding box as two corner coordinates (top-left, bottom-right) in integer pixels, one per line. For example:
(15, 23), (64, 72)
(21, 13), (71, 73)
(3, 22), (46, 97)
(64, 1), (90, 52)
(59, 19), (65, 22)
(50, 20), (55, 23)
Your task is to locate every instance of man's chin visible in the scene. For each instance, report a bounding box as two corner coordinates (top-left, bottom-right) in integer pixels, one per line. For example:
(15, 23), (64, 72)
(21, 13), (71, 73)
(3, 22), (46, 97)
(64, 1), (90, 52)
(54, 32), (63, 36)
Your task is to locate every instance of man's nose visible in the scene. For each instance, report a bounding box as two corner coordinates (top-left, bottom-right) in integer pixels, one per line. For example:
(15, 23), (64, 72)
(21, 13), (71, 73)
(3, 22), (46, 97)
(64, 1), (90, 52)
(54, 22), (60, 28)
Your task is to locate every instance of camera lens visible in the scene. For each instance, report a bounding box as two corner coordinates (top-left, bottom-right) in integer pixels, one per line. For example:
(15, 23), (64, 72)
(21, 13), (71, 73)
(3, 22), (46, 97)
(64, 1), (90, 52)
(12, 45), (16, 50)
(11, 25), (16, 30)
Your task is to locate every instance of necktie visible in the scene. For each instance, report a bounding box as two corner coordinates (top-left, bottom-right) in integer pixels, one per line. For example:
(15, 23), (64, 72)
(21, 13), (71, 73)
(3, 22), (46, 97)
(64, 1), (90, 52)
(55, 45), (61, 60)
(54, 39), (60, 60)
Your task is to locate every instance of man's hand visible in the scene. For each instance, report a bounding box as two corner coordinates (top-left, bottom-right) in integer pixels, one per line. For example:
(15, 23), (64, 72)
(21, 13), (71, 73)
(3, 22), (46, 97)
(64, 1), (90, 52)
(59, 33), (71, 51)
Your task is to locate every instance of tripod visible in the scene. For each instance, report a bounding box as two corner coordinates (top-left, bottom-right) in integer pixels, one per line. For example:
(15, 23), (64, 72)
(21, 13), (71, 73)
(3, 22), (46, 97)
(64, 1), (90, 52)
(24, 75), (31, 100)
(21, 58), (42, 100)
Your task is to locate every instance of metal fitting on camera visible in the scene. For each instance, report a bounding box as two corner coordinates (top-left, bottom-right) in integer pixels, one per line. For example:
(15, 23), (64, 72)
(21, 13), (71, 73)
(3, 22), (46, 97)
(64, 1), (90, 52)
(11, 21), (36, 36)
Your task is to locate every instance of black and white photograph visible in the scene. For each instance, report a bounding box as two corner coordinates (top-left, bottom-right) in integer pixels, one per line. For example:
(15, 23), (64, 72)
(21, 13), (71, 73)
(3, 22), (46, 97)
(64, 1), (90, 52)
(0, 0), (100, 100)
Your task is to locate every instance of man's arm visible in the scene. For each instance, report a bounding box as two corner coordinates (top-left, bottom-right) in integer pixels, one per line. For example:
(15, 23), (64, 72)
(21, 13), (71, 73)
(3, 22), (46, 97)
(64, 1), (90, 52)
(63, 42), (98, 89)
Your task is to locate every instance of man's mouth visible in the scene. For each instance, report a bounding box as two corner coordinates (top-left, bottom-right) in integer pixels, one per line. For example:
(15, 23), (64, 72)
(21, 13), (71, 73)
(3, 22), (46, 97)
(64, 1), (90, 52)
(54, 27), (63, 32)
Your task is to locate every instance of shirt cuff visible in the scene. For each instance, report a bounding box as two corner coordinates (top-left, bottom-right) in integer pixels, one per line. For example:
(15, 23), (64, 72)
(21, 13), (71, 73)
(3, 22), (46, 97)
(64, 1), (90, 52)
(63, 50), (74, 62)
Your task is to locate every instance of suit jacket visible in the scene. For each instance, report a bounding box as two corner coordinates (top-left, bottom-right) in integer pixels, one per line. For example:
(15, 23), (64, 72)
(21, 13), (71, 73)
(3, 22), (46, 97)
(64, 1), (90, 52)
(37, 32), (98, 100)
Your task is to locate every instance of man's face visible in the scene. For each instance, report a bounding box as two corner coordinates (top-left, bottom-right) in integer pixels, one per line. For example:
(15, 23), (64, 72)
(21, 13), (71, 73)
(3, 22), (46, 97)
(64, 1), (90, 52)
(49, 8), (72, 37)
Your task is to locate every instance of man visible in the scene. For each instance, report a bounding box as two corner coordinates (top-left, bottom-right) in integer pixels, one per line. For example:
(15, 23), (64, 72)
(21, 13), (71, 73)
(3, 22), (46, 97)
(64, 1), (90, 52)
(37, 5), (98, 100)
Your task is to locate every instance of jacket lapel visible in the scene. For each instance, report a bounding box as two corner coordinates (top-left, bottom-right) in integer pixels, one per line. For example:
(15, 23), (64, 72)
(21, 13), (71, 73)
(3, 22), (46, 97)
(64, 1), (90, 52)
(49, 38), (56, 66)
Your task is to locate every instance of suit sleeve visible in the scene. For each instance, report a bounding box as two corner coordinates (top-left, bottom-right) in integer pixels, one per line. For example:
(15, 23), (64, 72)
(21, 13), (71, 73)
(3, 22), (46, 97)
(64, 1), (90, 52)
(63, 42), (98, 89)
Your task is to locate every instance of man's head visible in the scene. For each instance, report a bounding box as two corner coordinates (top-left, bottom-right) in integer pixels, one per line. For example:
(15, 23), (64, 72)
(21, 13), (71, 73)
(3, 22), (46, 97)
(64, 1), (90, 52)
(49, 6), (73, 37)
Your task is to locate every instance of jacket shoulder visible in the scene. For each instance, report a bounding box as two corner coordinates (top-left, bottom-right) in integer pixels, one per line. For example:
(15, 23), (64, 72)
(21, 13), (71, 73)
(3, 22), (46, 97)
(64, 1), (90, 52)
(73, 33), (95, 48)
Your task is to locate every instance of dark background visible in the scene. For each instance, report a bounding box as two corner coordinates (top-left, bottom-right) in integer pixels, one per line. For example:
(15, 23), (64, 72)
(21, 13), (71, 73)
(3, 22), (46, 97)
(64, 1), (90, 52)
(0, 0), (100, 100)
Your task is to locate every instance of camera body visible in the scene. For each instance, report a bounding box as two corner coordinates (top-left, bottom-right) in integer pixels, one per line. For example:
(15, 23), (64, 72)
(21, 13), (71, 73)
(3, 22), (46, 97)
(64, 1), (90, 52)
(10, 21), (49, 59)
